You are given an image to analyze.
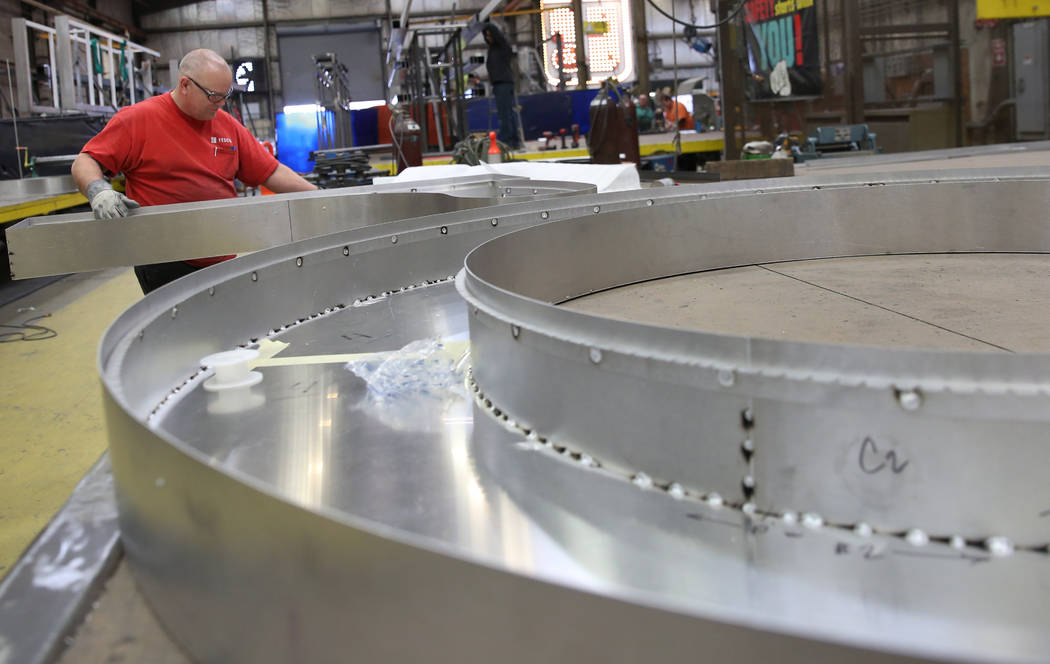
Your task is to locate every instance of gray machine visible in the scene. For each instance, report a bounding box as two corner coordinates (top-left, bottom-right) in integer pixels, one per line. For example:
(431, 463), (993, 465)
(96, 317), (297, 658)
(1013, 20), (1050, 140)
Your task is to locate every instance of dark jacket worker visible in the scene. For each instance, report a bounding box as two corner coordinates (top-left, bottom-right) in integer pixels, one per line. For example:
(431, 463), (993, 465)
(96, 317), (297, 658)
(483, 22), (521, 149)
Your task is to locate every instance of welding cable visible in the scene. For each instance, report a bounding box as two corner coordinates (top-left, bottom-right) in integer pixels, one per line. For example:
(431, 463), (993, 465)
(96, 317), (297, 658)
(0, 313), (57, 342)
(645, 0), (746, 29)
(388, 113), (407, 169)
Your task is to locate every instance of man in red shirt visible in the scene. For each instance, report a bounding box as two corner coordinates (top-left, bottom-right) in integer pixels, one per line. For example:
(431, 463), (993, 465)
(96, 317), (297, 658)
(71, 48), (316, 294)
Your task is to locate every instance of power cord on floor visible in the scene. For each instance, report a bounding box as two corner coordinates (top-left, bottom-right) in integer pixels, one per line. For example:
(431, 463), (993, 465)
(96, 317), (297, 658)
(0, 313), (57, 342)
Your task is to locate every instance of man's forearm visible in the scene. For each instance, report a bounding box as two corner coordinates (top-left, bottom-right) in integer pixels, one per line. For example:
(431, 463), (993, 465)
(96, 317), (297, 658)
(71, 153), (105, 196)
(262, 163), (317, 193)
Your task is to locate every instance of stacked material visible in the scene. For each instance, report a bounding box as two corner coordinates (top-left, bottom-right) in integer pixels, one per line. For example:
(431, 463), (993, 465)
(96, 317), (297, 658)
(308, 149), (381, 189)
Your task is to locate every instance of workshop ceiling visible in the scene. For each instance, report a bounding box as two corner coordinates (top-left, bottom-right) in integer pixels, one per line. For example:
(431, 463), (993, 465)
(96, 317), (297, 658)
(133, 0), (207, 14)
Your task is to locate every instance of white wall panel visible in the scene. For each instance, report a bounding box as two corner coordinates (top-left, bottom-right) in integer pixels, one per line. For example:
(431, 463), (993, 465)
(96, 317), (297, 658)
(216, 0), (238, 23)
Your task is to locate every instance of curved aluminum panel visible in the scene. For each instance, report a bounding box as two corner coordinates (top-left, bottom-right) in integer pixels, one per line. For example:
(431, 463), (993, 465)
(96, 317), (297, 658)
(100, 169), (1050, 663)
(460, 172), (1050, 545)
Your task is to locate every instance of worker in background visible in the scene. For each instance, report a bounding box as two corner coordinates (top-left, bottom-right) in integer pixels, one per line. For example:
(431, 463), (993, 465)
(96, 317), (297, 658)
(635, 93), (655, 132)
(71, 48), (316, 295)
(482, 22), (521, 149)
(660, 92), (695, 132)
(466, 73), (485, 98)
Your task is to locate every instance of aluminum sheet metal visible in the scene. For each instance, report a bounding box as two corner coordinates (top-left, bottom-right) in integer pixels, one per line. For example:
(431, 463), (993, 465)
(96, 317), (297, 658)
(99, 168), (1050, 663)
(0, 174), (78, 205)
(6, 174), (594, 279)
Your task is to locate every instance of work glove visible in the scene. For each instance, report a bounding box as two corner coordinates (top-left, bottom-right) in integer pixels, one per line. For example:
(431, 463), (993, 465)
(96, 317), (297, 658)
(85, 179), (140, 219)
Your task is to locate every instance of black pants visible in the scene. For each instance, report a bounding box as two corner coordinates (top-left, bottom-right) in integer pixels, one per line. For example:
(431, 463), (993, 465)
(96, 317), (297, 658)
(133, 261), (203, 295)
(493, 82), (519, 148)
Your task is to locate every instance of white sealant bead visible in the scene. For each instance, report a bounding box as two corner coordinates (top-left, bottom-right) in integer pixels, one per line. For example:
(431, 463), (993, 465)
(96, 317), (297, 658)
(781, 511), (798, 526)
(853, 522), (873, 538)
(985, 536), (1015, 557)
(579, 454), (596, 468)
(526, 431), (539, 441)
(632, 472), (653, 489)
(705, 492), (724, 508)
(667, 483), (685, 500)
(905, 529), (929, 547)
(948, 535), (967, 550)
(742, 438), (754, 453)
(742, 475), (756, 489)
(801, 512), (824, 529)
(742, 502), (757, 515)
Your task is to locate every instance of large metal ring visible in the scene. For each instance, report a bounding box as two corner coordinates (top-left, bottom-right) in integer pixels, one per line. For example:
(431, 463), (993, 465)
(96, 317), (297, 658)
(459, 169), (1050, 544)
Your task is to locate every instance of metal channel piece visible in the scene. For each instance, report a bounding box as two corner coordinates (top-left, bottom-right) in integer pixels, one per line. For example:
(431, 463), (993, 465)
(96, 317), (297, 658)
(96, 169), (1050, 663)
(6, 174), (594, 279)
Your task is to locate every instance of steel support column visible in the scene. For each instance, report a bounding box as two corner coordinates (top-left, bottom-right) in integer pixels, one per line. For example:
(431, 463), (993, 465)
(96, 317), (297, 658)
(572, 0), (590, 88)
(631, 0), (649, 92)
(949, 0), (963, 146)
(262, 0), (277, 136)
(54, 15), (77, 112)
(11, 19), (33, 114)
(842, 0), (864, 125)
(717, 0), (744, 160)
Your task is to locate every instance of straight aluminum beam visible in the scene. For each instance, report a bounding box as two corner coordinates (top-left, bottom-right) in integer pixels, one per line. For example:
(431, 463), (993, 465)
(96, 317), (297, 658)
(6, 191), (454, 279)
(6, 178), (594, 279)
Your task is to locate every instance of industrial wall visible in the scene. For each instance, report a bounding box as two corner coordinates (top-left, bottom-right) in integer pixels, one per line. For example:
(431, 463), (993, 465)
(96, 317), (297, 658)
(139, 0), (719, 90)
(0, 0), (1035, 151)
(140, 0), (494, 141)
(637, 0), (718, 91)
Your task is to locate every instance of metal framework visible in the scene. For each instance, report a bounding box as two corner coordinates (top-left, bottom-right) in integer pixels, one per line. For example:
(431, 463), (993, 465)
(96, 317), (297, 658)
(11, 14), (159, 115)
(384, 0), (502, 150)
(313, 52), (355, 151)
(401, 26), (469, 152)
(62, 161), (1050, 663)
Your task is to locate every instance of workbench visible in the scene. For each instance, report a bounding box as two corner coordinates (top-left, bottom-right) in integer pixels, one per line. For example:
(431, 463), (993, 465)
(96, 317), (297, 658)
(371, 130), (725, 173)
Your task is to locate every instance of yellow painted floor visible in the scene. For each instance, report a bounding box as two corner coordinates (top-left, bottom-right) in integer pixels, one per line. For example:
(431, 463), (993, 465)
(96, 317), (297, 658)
(0, 269), (141, 579)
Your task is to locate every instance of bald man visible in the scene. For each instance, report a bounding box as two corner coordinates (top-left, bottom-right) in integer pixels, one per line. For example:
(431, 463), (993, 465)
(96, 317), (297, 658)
(72, 48), (316, 294)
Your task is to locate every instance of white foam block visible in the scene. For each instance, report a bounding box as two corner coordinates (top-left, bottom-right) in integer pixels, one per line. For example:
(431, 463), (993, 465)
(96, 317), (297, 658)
(394, 162), (640, 192)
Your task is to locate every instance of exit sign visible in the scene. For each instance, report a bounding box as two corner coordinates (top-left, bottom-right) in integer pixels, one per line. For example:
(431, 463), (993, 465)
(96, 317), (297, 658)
(977, 0), (1050, 18)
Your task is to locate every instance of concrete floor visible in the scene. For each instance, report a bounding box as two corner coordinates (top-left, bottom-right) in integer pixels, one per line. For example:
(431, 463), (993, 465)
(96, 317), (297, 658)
(56, 563), (189, 664)
(0, 269), (140, 579)
(565, 254), (1050, 353)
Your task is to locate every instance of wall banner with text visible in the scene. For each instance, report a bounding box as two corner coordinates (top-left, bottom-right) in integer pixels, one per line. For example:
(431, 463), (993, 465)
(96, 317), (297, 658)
(743, 0), (823, 99)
